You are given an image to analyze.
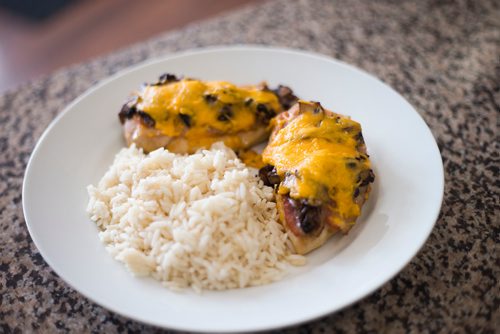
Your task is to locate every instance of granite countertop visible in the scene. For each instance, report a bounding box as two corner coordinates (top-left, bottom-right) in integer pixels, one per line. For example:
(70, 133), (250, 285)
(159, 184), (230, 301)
(1, 0), (498, 332)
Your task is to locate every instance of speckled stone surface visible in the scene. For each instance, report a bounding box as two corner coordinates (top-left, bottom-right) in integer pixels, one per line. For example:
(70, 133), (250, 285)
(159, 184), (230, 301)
(1, 0), (499, 332)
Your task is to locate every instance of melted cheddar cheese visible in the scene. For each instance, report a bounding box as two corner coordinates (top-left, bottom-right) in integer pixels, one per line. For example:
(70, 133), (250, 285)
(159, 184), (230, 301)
(262, 101), (371, 230)
(134, 79), (281, 150)
(237, 149), (265, 169)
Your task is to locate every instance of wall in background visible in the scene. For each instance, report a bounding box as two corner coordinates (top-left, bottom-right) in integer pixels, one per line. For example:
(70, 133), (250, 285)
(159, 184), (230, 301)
(0, 0), (263, 92)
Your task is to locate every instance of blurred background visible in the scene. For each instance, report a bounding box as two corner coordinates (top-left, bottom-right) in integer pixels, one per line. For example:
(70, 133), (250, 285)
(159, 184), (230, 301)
(0, 0), (263, 93)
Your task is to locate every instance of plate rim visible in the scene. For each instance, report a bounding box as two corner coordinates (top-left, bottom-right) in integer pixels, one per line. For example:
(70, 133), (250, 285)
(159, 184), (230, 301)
(22, 45), (445, 332)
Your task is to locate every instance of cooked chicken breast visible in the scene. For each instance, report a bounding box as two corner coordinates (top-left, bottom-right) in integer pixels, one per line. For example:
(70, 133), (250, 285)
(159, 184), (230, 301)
(118, 74), (297, 153)
(260, 101), (374, 254)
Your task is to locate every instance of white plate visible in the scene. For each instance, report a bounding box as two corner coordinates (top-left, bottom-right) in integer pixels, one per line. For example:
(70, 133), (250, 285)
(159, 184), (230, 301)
(23, 46), (444, 332)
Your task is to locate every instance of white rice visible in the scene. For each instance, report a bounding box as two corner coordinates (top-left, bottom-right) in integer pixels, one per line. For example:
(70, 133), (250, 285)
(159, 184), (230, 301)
(86, 143), (305, 292)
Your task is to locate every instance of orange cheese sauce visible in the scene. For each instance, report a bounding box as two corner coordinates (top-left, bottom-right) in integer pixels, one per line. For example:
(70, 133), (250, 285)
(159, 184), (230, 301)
(262, 105), (371, 229)
(135, 79), (281, 151)
(237, 149), (265, 169)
